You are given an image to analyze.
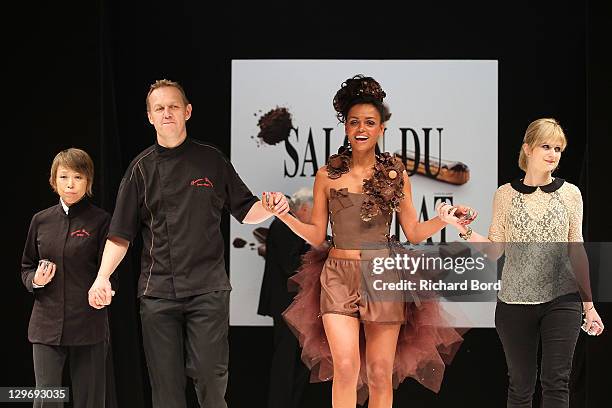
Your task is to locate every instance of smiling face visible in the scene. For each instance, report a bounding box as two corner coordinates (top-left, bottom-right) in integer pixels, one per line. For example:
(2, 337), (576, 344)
(523, 140), (564, 174)
(344, 103), (385, 153)
(147, 86), (192, 142)
(518, 118), (567, 173)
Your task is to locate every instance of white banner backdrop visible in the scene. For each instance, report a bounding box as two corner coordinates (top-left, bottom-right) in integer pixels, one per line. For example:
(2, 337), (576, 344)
(230, 60), (498, 327)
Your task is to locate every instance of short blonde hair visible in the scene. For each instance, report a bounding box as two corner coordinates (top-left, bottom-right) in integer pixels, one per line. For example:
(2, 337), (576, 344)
(146, 79), (190, 111)
(518, 118), (567, 172)
(49, 148), (95, 196)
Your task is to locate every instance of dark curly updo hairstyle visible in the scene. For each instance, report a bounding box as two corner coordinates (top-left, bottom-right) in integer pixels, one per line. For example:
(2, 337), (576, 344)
(333, 74), (391, 123)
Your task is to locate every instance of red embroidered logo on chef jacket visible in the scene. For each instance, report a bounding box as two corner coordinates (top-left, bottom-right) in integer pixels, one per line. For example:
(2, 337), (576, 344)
(71, 229), (91, 237)
(190, 177), (214, 188)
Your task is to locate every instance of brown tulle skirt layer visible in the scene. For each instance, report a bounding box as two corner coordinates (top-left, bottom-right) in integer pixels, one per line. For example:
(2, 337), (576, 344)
(282, 245), (465, 405)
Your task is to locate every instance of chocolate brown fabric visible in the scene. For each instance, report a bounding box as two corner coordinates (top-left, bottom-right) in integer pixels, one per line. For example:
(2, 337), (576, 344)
(320, 256), (406, 323)
(328, 188), (390, 250)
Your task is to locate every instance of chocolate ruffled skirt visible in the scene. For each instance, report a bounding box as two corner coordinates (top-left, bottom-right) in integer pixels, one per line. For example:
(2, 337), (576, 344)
(282, 244), (465, 404)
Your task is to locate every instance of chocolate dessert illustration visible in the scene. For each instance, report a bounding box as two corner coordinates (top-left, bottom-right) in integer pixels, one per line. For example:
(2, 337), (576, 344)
(394, 149), (470, 185)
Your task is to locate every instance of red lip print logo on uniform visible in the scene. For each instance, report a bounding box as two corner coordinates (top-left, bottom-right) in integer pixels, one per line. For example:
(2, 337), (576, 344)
(190, 177), (214, 188)
(71, 229), (91, 237)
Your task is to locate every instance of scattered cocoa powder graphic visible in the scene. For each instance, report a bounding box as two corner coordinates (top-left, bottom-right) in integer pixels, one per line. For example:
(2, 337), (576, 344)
(255, 107), (293, 146)
(232, 237), (247, 248)
(232, 227), (270, 259)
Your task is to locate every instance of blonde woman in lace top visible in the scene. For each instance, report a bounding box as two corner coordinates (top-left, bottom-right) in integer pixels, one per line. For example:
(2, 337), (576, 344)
(439, 118), (603, 408)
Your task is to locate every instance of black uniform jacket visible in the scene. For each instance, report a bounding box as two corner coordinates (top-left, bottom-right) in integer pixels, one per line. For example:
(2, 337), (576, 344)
(109, 138), (259, 299)
(21, 199), (111, 345)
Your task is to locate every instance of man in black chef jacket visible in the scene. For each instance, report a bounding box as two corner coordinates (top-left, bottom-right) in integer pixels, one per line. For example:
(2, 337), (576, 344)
(88, 79), (288, 408)
(257, 187), (312, 408)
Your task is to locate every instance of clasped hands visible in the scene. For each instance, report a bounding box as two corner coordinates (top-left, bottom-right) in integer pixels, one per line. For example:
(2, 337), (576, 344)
(88, 275), (115, 310)
(436, 201), (478, 227)
(261, 192), (290, 216)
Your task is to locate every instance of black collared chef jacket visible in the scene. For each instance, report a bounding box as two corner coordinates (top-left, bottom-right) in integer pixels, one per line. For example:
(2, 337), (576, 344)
(109, 138), (259, 299)
(21, 199), (111, 345)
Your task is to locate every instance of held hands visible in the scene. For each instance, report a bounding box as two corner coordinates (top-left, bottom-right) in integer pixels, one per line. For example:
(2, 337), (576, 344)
(582, 306), (605, 336)
(261, 192), (290, 216)
(33, 259), (56, 286)
(436, 202), (478, 227)
(88, 274), (115, 309)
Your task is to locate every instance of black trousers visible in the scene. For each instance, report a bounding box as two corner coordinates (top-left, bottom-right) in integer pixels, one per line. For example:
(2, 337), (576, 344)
(495, 294), (582, 408)
(267, 315), (309, 408)
(140, 291), (229, 408)
(32, 341), (106, 408)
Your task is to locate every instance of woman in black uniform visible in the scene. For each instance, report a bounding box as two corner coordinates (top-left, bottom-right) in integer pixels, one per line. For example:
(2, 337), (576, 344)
(21, 148), (111, 408)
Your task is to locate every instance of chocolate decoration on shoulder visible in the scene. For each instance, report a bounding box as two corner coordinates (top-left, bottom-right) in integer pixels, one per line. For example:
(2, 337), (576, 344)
(326, 148), (405, 222)
(362, 153), (405, 222)
(326, 146), (351, 179)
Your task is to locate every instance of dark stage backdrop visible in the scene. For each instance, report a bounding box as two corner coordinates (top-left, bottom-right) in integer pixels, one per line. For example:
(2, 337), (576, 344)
(5, 1), (611, 407)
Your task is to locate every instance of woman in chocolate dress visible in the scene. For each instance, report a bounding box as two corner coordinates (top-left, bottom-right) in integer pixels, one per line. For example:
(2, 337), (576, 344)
(438, 118), (604, 407)
(263, 75), (474, 408)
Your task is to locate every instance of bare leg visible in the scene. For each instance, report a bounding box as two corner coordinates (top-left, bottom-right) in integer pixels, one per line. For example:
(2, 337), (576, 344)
(322, 313), (361, 408)
(364, 322), (401, 408)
